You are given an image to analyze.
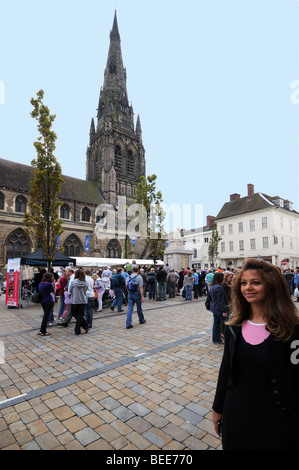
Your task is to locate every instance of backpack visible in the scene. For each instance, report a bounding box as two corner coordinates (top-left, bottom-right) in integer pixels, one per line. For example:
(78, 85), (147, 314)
(111, 273), (120, 288)
(128, 275), (138, 292)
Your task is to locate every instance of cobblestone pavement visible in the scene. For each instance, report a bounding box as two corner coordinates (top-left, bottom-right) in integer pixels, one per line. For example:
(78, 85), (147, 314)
(0, 292), (223, 451)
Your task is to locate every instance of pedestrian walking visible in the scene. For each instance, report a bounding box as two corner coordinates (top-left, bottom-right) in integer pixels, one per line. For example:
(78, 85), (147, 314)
(110, 267), (125, 312)
(38, 272), (56, 336)
(68, 269), (89, 335)
(84, 268), (95, 327)
(212, 258), (299, 450)
(126, 267), (146, 329)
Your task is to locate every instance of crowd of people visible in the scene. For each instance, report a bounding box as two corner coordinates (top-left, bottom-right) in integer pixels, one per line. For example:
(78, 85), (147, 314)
(16, 257), (299, 449)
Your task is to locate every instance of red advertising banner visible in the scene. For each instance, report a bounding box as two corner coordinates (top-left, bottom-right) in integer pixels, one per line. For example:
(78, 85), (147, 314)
(5, 258), (21, 307)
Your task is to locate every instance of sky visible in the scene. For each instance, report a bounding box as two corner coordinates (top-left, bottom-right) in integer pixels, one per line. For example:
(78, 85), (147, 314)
(0, 0), (298, 231)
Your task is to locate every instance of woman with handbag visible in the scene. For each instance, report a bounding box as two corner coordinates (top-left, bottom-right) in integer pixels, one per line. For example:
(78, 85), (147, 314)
(38, 272), (56, 336)
(212, 258), (299, 450)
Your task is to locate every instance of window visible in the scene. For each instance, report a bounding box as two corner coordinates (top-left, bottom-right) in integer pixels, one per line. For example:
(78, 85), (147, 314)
(239, 240), (244, 251)
(6, 229), (30, 262)
(127, 150), (134, 175)
(238, 222), (243, 233)
(250, 238), (256, 250)
(249, 219), (255, 231)
(281, 237), (284, 248)
(82, 207), (91, 222)
(221, 242), (225, 252)
(204, 237), (209, 243)
(63, 234), (83, 257)
(229, 241), (234, 252)
(220, 226), (224, 235)
(0, 192), (4, 210)
(15, 195), (27, 213)
(193, 249), (197, 258)
(280, 217), (283, 229)
(289, 219), (293, 231)
(60, 204), (70, 219)
(106, 239), (121, 258)
(290, 238), (293, 250)
(229, 224), (233, 234)
(262, 217), (267, 229)
(115, 145), (122, 171)
(262, 237), (269, 249)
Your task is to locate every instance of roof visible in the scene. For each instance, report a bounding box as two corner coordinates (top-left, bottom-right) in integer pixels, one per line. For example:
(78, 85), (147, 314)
(0, 157), (105, 206)
(215, 192), (298, 220)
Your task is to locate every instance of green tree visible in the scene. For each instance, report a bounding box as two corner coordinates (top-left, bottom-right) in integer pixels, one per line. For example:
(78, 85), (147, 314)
(135, 174), (166, 265)
(24, 90), (64, 266)
(208, 225), (222, 267)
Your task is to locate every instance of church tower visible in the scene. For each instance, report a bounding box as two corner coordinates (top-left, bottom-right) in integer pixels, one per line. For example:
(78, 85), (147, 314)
(86, 11), (146, 207)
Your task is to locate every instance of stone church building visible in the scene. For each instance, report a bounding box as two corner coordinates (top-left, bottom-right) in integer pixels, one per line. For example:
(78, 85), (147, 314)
(0, 12), (147, 270)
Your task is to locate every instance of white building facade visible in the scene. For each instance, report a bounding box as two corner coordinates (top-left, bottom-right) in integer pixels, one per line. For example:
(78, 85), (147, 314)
(215, 184), (299, 269)
(182, 216), (215, 270)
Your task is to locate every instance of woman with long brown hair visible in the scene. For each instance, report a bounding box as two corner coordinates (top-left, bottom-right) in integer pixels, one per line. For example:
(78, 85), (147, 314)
(212, 258), (299, 450)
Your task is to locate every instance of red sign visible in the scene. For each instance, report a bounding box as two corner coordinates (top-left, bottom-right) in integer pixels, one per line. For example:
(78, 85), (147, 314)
(5, 258), (21, 307)
(281, 260), (287, 265)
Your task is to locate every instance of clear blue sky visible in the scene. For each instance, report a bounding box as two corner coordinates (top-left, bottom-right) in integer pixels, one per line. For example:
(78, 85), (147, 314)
(0, 0), (298, 230)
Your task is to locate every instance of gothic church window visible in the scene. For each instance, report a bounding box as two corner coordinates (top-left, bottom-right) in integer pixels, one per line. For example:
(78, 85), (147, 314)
(115, 145), (122, 171)
(15, 195), (27, 213)
(127, 150), (134, 175)
(63, 234), (83, 257)
(82, 207), (91, 222)
(106, 239), (121, 258)
(6, 228), (30, 262)
(60, 204), (70, 219)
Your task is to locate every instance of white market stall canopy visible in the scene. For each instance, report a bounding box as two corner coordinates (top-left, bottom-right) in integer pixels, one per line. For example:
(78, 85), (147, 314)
(73, 257), (164, 268)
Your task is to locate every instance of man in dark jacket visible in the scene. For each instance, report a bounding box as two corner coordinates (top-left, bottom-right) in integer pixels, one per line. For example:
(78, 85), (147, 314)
(156, 267), (167, 301)
(111, 268), (126, 312)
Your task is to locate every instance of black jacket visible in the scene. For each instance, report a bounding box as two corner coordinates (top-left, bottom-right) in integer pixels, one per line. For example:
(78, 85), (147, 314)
(213, 324), (299, 422)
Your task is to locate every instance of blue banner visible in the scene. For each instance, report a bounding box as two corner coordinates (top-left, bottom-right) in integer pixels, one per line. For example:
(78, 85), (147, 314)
(85, 235), (90, 252)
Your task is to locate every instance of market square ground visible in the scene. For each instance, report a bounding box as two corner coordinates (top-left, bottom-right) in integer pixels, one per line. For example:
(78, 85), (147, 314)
(0, 293), (225, 451)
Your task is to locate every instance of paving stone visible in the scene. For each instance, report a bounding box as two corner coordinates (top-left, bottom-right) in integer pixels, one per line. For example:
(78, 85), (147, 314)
(128, 403), (151, 417)
(126, 416), (152, 433)
(111, 405), (135, 422)
(99, 397), (120, 411)
(177, 408), (203, 425)
(74, 427), (100, 446)
(71, 403), (92, 417)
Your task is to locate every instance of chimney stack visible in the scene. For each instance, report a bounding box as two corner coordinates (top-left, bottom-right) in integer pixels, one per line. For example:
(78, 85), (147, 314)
(247, 183), (254, 199)
(230, 193), (240, 202)
(206, 215), (215, 228)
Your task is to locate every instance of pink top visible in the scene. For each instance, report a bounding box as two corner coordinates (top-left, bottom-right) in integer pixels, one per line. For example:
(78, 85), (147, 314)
(242, 320), (271, 345)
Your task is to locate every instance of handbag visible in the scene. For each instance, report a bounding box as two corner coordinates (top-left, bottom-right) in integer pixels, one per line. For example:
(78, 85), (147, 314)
(294, 287), (299, 297)
(205, 291), (211, 310)
(32, 292), (41, 303)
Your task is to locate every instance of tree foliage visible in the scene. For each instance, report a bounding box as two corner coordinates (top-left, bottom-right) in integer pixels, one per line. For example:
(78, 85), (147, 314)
(135, 174), (166, 263)
(208, 225), (222, 267)
(24, 90), (64, 263)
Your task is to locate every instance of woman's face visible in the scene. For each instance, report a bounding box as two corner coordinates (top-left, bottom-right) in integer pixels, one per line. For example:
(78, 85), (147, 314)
(240, 270), (266, 306)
